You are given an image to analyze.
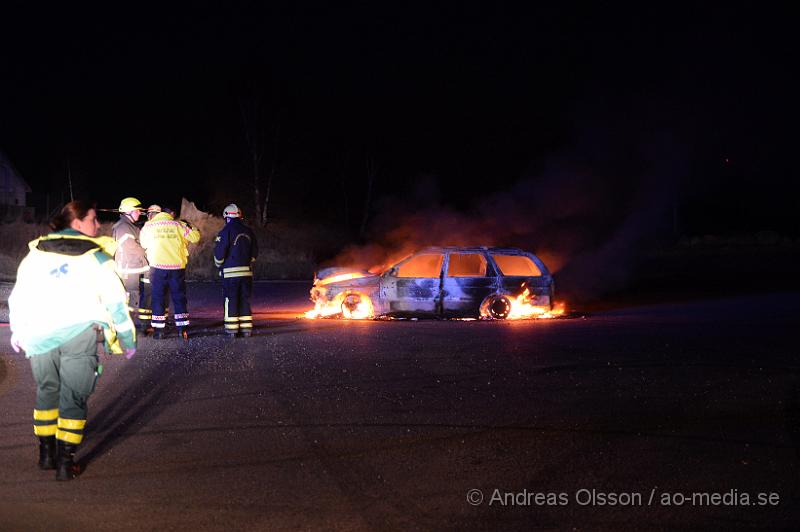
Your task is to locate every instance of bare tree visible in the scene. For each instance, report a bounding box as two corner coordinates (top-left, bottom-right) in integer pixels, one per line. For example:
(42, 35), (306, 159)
(67, 159), (74, 201)
(240, 93), (284, 227)
(338, 150), (351, 229)
(261, 120), (282, 227)
(359, 154), (377, 239)
(240, 97), (265, 226)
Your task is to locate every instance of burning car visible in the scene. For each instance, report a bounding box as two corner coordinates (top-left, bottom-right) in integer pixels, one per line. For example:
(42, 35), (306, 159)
(306, 246), (560, 320)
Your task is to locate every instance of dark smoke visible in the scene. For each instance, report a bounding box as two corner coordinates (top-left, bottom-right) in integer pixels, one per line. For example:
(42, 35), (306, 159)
(329, 103), (686, 303)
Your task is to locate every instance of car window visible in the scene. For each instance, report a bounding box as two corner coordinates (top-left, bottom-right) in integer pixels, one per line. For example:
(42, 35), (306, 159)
(491, 254), (542, 276)
(447, 253), (487, 277)
(396, 254), (444, 278)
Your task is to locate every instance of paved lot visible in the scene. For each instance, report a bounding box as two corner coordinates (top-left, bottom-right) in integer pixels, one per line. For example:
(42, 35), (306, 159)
(1, 283), (798, 530)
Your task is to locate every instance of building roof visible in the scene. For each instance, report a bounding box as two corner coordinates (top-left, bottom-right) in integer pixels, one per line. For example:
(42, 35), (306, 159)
(0, 151), (31, 193)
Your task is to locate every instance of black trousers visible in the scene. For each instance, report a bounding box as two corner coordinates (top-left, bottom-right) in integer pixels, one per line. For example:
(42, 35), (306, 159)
(223, 276), (253, 333)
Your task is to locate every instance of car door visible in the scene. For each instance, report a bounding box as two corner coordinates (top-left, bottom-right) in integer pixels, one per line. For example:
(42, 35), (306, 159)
(441, 251), (497, 316)
(380, 253), (444, 315)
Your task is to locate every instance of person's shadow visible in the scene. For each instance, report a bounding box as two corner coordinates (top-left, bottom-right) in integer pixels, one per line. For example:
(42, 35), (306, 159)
(77, 342), (200, 474)
(75, 319), (363, 474)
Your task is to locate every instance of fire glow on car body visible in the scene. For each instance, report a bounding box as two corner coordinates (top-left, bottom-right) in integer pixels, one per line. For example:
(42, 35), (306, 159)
(306, 246), (564, 320)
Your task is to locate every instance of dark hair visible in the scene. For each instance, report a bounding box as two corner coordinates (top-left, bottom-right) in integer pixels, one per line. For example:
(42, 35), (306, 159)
(50, 200), (97, 231)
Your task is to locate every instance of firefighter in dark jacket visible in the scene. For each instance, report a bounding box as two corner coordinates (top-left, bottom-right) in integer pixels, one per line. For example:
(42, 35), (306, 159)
(214, 204), (258, 337)
(111, 197), (149, 331)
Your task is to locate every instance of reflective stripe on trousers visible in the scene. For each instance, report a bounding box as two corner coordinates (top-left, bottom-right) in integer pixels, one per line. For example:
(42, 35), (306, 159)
(222, 276), (253, 332)
(150, 267), (189, 328)
(29, 326), (98, 444)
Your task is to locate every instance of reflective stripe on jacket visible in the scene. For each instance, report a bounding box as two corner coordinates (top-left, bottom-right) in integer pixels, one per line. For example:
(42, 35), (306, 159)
(112, 215), (149, 275)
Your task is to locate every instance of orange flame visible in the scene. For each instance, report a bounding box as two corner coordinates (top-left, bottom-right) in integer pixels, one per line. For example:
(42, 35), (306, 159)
(305, 291), (375, 320)
(506, 285), (566, 320)
(341, 293), (374, 319)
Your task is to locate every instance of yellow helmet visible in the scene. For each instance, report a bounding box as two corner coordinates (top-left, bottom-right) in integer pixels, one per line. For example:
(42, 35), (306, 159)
(118, 197), (143, 213)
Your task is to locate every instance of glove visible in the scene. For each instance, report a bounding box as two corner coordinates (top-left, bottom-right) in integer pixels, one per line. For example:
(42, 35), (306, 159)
(124, 348), (137, 360)
(10, 335), (22, 353)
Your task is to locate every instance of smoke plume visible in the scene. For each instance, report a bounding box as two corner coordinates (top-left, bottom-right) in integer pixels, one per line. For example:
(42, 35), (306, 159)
(329, 111), (685, 302)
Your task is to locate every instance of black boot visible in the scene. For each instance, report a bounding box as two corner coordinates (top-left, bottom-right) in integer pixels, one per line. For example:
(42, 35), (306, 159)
(38, 436), (56, 470)
(55, 441), (79, 481)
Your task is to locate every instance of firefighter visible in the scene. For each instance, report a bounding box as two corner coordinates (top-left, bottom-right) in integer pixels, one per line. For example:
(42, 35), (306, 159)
(137, 204), (163, 331)
(9, 200), (137, 481)
(214, 204), (259, 337)
(111, 197), (150, 332)
(140, 206), (200, 339)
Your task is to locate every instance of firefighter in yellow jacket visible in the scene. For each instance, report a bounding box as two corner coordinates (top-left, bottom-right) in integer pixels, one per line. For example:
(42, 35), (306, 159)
(9, 200), (137, 481)
(140, 207), (200, 339)
(137, 204), (165, 331)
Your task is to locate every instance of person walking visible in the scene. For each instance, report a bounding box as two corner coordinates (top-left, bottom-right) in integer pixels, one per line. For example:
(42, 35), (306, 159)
(140, 206), (200, 339)
(111, 197), (149, 332)
(214, 204), (258, 337)
(8, 200), (137, 481)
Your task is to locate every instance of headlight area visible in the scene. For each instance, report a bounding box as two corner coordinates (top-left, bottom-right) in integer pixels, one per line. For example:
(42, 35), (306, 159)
(306, 286), (375, 320)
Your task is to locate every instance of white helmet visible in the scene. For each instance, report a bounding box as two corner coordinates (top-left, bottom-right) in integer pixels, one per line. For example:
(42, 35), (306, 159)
(223, 204), (242, 218)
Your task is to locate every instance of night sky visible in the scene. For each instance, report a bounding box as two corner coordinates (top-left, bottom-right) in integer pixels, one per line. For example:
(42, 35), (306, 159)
(1, 2), (796, 237)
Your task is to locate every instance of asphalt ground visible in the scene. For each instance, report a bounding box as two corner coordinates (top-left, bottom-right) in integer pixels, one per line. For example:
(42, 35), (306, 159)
(1, 282), (798, 530)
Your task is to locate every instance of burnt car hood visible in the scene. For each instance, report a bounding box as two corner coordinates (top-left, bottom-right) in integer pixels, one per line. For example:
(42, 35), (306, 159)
(316, 267), (372, 280)
(314, 267), (380, 287)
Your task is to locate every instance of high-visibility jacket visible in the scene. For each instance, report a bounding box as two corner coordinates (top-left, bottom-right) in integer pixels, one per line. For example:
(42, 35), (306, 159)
(214, 218), (258, 278)
(111, 214), (149, 277)
(9, 230), (136, 356)
(140, 212), (201, 269)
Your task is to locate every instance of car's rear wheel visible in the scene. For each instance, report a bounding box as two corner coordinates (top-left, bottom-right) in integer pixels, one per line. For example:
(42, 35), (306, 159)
(486, 295), (511, 319)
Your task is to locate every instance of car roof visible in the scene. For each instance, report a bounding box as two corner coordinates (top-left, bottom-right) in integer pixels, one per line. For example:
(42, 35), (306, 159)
(414, 246), (532, 255)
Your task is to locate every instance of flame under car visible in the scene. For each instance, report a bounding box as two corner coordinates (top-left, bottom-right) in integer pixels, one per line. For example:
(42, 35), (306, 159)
(307, 247), (557, 320)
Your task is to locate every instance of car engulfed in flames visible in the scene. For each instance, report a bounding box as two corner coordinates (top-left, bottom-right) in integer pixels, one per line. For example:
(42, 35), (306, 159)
(306, 246), (563, 320)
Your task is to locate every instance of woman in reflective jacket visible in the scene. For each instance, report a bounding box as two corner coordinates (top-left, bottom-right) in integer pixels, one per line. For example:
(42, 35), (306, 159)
(9, 200), (137, 481)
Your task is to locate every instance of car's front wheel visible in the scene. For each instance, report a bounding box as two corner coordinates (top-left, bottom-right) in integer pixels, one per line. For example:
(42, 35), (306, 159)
(340, 292), (374, 319)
